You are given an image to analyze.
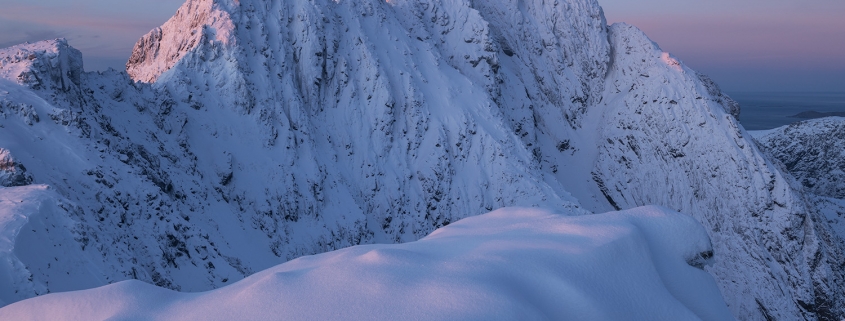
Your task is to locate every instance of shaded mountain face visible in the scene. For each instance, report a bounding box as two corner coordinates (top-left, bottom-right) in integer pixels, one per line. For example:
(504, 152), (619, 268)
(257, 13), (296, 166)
(0, 0), (842, 319)
(753, 119), (845, 293)
(754, 117), (845, 200)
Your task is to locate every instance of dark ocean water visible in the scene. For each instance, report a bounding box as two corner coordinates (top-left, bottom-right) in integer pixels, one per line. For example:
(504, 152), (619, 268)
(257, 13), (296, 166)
(728, 92), (845, 130)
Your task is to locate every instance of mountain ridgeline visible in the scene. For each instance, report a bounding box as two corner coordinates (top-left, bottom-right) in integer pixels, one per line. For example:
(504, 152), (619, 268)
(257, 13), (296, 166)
(0, 0), (842, 319)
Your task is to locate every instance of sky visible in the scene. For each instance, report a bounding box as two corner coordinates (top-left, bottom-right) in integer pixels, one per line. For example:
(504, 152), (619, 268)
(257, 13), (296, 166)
(0, 0), (842, 93)
(0, 0), (183, 71)
(600, 0), (845, 93)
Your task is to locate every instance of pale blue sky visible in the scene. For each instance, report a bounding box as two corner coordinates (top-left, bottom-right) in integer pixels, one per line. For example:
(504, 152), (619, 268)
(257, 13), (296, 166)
(0, 0), (842, 92)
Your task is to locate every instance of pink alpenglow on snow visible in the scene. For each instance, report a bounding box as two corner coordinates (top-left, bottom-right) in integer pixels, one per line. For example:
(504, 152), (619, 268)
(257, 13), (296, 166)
(0, 206), (734, 321)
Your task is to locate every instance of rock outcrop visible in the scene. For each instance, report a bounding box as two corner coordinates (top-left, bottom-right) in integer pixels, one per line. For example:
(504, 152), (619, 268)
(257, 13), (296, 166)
(0, 149), (32, 187)
(754, 117), (845, 199)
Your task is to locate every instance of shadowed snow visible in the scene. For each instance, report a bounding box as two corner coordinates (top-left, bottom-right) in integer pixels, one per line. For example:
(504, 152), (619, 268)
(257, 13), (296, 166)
(0, 206), (733, 321)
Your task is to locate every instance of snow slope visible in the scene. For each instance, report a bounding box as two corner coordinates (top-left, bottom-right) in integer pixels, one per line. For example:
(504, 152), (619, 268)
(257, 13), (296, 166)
(0, 185), (100, 307)
(0, 206), (735, 321)
(0, 0), (843, 319)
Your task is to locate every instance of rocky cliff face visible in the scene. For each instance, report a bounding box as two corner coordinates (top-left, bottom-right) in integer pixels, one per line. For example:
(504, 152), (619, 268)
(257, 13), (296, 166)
(0, 39), (84, 106)
(754, 117), (845, 199)
(0, 149), (32, 187)
(0, 0), (843, 319)
(751, 119), (845, 320)
(126, 0), (238, 83)
(587, 24), (844, 320)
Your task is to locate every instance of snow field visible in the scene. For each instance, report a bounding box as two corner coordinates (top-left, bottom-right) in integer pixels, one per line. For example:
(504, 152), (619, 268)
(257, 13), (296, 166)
(0, 206), (733, 320)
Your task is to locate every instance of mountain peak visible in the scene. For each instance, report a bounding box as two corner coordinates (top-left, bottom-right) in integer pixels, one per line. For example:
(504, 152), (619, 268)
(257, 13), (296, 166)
(0, 38), (83, 93)
(126, 0), (238, 82)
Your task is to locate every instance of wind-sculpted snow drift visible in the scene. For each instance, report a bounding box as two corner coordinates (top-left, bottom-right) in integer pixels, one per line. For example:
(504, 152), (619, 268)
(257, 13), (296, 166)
(0, 0), (843, 319)
(0, 207), (735, 321)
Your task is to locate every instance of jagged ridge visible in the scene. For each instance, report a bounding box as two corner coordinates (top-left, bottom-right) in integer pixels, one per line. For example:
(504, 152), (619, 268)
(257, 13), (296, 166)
(754, 117), (845, 199)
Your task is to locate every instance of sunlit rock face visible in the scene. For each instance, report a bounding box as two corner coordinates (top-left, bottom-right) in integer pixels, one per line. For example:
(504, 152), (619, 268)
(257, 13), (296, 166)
(0, 39), (84, 108)
(0, 0), (843, 319)
(126, 0), (238, 83)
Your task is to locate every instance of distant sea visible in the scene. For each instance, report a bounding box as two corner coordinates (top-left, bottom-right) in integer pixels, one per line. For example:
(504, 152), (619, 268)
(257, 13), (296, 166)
(727, 92), (845, 130)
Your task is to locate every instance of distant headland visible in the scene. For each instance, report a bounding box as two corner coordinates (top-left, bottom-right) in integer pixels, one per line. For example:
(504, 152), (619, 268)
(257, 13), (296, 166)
(789, 111), (845, 119)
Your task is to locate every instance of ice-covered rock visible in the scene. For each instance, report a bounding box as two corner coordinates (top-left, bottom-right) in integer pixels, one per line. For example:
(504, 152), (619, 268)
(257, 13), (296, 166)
(126, 0), (238, 83)
(753, 117), (845, 199)
(0, 39), (83, 106)
(0, 149), (32, 187)
(583, 23), (845, 320)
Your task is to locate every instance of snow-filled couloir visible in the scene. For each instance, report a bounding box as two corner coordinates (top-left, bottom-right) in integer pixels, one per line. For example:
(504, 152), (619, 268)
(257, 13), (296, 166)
(0, 0), (843, 319)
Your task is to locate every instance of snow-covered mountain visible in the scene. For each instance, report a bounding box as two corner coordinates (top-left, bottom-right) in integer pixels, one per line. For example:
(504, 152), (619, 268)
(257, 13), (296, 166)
(0, 0), (843, 319)
(753, 117), (845, 199)
(752, 118), (845, 279)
